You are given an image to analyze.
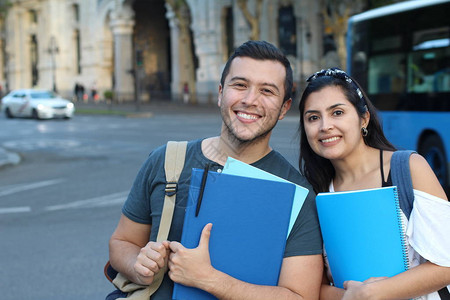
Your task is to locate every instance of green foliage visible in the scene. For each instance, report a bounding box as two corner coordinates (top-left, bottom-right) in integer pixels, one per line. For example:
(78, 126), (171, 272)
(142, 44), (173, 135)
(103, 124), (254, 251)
(165, 0), (188, 12)
(0, 0), (11, 19)
(103, 90), (114, 100)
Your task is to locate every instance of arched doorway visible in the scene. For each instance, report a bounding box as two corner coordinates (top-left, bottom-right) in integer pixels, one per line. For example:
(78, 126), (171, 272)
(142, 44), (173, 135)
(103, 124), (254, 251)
(132, 0), (171, 102)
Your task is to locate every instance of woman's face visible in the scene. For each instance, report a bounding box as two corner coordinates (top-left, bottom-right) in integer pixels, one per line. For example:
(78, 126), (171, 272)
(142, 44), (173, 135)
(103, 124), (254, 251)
(302, 85), (368, 161)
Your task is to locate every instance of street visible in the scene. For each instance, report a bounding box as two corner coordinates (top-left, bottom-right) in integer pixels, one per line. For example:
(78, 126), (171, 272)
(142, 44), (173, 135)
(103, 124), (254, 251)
(0, 108), (301, 299)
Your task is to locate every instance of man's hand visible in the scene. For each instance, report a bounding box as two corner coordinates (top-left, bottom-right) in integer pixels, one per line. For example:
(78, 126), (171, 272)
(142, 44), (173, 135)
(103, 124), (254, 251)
(168, 223), (215, 288)
(133, 241), (170, 285)
(342, 280), (366, 300)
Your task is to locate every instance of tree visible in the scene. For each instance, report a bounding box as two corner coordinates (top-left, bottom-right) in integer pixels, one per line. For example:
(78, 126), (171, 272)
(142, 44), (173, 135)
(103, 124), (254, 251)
(0, 0), (9, 19)
(165, 0), (197, 103)
(322, 0), (403, 70)
(236, 0), (263, 40)
(321, 0), (365, 70)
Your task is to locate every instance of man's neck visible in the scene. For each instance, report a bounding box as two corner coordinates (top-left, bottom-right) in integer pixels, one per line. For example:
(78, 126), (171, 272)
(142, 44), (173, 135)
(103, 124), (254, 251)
(202, 135), (272, 166)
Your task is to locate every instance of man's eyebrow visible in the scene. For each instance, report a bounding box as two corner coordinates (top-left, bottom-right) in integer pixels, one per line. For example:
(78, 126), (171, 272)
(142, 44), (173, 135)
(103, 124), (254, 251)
(228, 76), (248, 83)
(304, 103), (347, 115)
(228, 76), (281, 93)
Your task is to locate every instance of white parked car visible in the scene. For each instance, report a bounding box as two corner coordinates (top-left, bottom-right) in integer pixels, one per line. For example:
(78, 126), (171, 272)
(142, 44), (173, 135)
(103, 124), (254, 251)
(1, 89), (75, 119)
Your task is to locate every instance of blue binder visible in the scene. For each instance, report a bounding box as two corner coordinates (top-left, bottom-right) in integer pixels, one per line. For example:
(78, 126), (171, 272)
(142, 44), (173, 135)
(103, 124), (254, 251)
(316, 186), (409, 289)
(172, 169), (296, 300)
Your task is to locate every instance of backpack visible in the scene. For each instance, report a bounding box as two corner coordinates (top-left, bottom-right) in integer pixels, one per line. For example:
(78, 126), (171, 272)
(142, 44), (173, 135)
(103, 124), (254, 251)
(391, 150), (450, 300)
(104, 141), (188, 299)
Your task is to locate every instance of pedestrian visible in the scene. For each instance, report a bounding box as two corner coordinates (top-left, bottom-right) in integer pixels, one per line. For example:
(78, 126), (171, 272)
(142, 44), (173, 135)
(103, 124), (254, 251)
(90, 81), (98, 102)
(73, 82), (85, 102)
(73, 82), (80, 102)
(298, 67), (450, 299)
(106, 40), (323, 299)
(182, 82), (189, 104)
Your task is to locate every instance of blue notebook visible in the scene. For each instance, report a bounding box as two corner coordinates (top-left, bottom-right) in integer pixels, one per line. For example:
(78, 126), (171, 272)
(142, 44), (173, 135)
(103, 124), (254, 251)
(172, 169), (296, 300)
(316, 186), (409, 288)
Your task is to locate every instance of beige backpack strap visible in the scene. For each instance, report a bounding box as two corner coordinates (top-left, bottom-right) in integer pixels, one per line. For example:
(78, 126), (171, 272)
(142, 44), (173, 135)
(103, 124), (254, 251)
(157, 141), (188, 241)
(113, 141), (188, 299)
(147, 141), (187, 296)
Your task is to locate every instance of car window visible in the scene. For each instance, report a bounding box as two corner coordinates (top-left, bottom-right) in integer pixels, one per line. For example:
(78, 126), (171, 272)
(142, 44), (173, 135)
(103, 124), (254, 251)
(12, 93), (26, 98)
(30, 91), (56, 99)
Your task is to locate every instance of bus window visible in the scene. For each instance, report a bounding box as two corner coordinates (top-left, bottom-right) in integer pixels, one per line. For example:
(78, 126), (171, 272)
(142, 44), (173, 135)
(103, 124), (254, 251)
(408, 27), (450, 93)
(368, 53), (406, 95)
(434, 54), (450, 92)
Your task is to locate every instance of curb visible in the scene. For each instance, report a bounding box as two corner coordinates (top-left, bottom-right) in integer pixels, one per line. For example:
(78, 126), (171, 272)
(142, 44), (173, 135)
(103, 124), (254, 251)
(0, 148), (21, 169)
(124, 112), (154, 118)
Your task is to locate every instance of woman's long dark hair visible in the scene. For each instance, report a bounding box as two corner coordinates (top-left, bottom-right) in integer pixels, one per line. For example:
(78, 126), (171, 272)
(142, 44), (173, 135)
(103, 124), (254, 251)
(298, 69), (396, 193)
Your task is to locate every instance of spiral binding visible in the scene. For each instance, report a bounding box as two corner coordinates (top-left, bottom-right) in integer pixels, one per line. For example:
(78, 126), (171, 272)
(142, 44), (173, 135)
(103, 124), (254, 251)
(394, 186), (410, 271)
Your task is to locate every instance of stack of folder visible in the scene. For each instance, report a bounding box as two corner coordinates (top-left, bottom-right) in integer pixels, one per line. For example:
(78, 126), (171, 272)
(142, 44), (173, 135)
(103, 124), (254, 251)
(172, 158), (309, 300)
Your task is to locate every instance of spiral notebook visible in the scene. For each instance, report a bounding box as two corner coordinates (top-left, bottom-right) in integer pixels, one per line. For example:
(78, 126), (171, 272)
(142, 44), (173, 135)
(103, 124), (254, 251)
(316, 186), (409, 288)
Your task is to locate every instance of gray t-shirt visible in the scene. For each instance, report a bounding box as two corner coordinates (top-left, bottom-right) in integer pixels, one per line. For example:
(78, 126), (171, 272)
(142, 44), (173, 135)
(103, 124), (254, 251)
(122, 138), (322, 299)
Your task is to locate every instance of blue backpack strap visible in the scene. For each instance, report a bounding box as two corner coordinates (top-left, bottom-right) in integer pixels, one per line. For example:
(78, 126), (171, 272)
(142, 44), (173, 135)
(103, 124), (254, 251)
(391, 151), (450, 299)
(391, 150), (416, 219)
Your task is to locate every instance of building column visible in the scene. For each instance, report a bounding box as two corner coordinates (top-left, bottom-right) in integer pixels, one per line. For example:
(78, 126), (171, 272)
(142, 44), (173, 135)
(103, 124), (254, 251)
(166, 3), (181, 98)
(294, 1), (322, 84)
(110, 10), (135, 102)
(188, 0), (222, 104)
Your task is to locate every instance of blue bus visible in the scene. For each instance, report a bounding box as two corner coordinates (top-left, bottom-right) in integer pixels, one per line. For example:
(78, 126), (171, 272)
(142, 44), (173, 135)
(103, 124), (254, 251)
(347, 0), (450, 190)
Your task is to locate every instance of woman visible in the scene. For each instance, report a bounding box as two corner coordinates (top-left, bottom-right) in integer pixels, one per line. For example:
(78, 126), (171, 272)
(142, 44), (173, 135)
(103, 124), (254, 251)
(298, 68), (450, 299)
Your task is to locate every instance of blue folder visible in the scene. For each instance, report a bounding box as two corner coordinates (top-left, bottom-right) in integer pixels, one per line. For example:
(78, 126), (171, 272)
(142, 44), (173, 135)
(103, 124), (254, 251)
(172, 169), (296, 300)
(316, 186), (409, 289)
(223, 157), (309, 238)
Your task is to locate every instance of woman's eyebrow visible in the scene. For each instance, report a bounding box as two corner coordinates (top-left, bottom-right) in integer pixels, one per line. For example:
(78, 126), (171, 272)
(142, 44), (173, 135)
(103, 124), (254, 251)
(304, 103), (347, 115)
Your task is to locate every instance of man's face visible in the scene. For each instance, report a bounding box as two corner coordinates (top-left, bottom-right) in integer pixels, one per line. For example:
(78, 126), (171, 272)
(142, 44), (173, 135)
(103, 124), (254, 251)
(218, 57), (291, 145)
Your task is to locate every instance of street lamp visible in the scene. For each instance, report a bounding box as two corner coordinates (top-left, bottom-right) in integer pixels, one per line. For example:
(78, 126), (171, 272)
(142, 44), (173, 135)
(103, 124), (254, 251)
(48, 36), (59, 93)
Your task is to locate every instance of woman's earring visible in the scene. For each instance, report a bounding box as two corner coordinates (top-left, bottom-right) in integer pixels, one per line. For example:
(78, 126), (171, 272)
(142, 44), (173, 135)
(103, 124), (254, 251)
(361, 127), (368, 137)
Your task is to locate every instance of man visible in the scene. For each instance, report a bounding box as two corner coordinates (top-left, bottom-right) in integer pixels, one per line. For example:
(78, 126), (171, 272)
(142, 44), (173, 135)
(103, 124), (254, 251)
(108, 40), (323, 299)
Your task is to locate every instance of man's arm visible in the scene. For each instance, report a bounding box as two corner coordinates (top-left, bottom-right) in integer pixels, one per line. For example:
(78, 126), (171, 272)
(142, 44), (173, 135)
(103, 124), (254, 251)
(168, 224), (323, 300)
(319, 273), (345, 300)
(109, 214), (170, 285)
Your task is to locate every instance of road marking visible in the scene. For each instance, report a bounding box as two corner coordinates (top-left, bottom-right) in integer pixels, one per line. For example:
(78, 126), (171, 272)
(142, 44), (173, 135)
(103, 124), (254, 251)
(0, 179), (65, 197)
(45, 191), (128, 211)
(0, 206), (31, 214)
(3, 139), (81, 151)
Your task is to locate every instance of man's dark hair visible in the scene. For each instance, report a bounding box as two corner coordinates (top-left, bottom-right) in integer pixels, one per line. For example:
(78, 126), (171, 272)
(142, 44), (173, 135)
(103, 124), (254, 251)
(220, 40), (293, 103)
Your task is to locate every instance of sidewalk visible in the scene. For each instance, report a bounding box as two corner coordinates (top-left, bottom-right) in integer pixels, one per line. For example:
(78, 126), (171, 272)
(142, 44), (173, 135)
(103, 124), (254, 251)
(74, 100), (221, 117)
(73, 98), (299, 117)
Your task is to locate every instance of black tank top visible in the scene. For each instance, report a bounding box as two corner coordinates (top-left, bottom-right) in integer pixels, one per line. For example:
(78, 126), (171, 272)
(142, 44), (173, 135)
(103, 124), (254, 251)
(380, 149), (393, 187)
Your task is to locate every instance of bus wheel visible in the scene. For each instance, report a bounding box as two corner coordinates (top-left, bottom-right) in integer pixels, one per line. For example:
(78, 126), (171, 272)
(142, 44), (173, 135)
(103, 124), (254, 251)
(419, 135), (448, 189)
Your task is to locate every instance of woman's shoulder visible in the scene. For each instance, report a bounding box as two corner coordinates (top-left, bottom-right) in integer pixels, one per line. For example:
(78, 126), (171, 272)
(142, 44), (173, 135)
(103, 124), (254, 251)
(408, 153), (448, 199)
(408, 152), (433, 174)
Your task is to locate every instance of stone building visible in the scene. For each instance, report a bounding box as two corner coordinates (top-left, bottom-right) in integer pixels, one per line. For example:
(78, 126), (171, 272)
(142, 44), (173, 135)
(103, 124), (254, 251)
(0, 0), (325, 104)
